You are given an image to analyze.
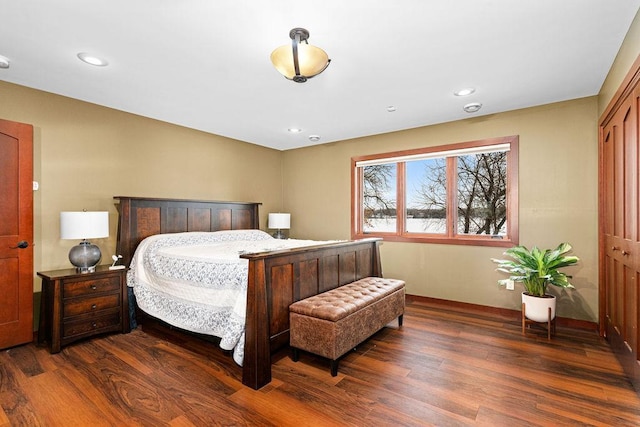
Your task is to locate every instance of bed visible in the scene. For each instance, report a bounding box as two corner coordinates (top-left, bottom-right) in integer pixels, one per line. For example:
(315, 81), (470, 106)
(114, 196), (382, 389)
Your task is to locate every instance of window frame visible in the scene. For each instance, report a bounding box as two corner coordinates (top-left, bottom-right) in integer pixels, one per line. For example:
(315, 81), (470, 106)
(351, 135), (519, 247)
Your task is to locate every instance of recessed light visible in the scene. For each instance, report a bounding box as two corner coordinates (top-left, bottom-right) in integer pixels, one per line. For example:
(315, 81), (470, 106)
(288, 128), (302, 133)
(308, 135), (321, 142)
(454, 87), (475, 97)
(386, 106), (397, 112)
(0, 55), (10, 69)
(77, 52), (109, 67)
(463, 102), (482, 113)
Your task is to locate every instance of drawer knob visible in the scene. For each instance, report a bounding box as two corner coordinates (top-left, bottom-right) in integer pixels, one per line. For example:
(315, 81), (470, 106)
(91, 304), (97, 310)
(91, 285), (97, 290)
(92, 323), (97, 328)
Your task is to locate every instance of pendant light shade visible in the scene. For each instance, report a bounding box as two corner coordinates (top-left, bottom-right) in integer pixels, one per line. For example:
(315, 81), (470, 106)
(270, 28), (330, 83)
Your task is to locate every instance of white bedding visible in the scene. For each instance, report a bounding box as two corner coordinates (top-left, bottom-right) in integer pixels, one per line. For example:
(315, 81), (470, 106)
(127, 230), (335, 365)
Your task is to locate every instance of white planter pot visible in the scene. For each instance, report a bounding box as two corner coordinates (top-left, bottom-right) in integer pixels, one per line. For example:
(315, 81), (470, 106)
(522, 292), (556, 322)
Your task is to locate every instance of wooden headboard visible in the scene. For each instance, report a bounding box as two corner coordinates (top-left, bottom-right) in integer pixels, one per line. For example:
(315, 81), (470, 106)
(114, 196), (261, 266)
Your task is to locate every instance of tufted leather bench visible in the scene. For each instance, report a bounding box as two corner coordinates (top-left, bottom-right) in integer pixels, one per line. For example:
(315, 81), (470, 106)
(289, 277), (405, 376)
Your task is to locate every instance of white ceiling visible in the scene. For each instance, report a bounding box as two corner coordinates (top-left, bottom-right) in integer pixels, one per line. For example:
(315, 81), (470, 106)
(1, 1), (639, 151)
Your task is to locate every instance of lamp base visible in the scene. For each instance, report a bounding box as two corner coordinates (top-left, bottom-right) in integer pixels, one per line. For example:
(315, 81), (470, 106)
(69, 240), (102, 274)
(272, 230), (287, 239)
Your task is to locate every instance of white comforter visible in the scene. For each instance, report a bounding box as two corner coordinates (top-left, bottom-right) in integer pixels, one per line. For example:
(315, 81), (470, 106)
(127, 230), (331, 365)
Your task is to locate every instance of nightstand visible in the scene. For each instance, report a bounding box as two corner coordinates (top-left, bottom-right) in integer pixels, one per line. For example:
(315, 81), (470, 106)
(38, 265), (130, 353)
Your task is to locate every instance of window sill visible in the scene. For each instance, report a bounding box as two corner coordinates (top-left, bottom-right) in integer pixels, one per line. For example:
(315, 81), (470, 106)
(352, 232), (516, 247)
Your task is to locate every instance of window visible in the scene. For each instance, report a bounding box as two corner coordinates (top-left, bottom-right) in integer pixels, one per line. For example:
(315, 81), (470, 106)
(352, 136), (518, 247)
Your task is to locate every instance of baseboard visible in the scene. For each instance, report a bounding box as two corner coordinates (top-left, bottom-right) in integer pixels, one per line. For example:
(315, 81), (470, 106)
(406, 294), (598, 332)
(31, 289), (597, 335)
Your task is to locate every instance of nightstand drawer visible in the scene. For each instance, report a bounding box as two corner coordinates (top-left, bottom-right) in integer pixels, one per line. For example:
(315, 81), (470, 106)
(63, 312), (121, 339)
(64, 276), (121, 298)
(63, 294), (121, 318)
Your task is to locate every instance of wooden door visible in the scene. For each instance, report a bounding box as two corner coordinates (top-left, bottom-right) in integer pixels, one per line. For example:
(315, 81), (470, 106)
(0, 118), (34, 349)
(600, 60), (640, 391)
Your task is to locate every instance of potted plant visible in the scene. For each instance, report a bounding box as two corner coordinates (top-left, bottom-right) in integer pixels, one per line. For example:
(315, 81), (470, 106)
(492, 243), (579, 322)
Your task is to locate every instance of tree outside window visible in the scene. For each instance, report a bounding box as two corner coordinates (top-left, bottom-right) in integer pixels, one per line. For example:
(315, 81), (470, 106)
(456, 152), (507, 236)
(362, 164), (396, 233)
(352, 136), (518, 247)
(407, 158), (447, 234)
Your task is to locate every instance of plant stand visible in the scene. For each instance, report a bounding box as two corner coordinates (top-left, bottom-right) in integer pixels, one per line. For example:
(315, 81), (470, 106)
(522, 303), (556, 340)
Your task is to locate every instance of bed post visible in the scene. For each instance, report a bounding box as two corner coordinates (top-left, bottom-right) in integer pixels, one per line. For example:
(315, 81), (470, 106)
(114, 197), (133, 266)
(242, 257), (271, 389)
(373, 239), (383, 277)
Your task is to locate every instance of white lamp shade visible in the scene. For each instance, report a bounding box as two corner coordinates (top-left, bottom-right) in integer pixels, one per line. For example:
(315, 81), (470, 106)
(60, 211), (109, 240)
(268, 213), (290, 229)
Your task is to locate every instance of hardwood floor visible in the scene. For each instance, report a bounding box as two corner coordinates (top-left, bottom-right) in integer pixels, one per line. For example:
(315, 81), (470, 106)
(1, 297), (639, 426)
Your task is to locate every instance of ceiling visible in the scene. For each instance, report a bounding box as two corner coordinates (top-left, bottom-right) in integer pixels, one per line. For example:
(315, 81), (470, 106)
(1, 1), (639, 151)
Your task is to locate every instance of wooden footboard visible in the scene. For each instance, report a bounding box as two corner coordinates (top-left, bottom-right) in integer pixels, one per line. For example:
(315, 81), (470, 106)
(241, 239), (382, 389)
(114, 196), (382, 390)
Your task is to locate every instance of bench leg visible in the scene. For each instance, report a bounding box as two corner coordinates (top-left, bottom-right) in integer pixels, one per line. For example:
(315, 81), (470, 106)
(330, 359), (339, 377)
(292, 347), (299, 362)
(398, 314), (404, 327)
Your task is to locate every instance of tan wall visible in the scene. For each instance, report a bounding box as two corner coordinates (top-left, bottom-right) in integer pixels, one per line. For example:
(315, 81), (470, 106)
(283, 97), (599, 322)
(5, 7), (640, 323)
(599, 8), (640, 116)
(0, 81), (283, 292)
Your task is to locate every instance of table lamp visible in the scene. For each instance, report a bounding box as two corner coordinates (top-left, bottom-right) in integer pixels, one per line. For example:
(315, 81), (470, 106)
(60, 211), (109, 273)
(268, 213), (290, 239)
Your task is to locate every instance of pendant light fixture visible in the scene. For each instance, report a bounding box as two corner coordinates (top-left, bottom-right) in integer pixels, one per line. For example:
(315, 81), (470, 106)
(270, 28), (330, 83)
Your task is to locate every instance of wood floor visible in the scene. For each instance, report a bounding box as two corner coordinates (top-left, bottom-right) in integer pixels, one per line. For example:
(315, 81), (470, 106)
(1, 298), (639, 427)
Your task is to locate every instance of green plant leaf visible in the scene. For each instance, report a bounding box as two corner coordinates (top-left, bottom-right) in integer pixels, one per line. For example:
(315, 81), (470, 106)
(492, 242), (579, 296)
